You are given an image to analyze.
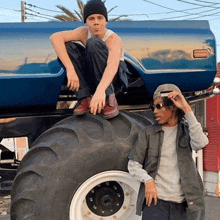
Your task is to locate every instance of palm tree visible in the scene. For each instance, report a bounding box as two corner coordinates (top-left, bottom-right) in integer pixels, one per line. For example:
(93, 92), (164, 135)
(54, 0), (130, 22)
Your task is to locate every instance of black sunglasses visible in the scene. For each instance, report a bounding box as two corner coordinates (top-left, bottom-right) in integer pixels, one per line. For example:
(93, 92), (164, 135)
(150, 103), (164, 111)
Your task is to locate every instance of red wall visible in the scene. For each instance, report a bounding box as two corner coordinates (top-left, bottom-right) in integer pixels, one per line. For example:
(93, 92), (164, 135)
(204, 63), (220, 171)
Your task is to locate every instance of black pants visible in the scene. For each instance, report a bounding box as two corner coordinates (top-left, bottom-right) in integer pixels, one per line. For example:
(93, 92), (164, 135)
(142, 199), (205, 220)
(64, 38), (128, 100)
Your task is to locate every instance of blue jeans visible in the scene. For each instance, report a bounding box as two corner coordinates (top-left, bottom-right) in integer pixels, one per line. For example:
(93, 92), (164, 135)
(64, 38), (128, 100)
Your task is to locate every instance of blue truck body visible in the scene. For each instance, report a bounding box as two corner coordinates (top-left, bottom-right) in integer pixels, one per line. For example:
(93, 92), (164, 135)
(0, 20), (216, 108)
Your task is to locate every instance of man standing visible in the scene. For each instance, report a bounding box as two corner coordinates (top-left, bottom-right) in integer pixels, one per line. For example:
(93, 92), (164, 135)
(50, 0), (128, 119)
(128, 84), (208, 220)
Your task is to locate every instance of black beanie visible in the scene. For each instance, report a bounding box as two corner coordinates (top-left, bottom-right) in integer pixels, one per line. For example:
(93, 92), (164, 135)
(84, 0), (108, 23)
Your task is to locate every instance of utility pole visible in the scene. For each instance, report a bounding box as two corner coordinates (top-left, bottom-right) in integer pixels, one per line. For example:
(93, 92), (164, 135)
(21, 1), (26, 22)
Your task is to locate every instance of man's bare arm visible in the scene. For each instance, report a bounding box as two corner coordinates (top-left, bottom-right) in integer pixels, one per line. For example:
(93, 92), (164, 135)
(90, 34), (122, 114)
(49, 27), (87, 91)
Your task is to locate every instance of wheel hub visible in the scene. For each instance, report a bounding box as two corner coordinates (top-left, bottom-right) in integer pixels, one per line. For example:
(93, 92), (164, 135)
(69, 171), (141, 220)
(86, 181), (124, 216)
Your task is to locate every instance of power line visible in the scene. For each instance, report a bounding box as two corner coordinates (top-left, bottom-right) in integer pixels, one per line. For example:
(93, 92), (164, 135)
(177, 0), (220, 8)
(142, 0), (220, 21)
(160, 6), (220, 20)
(25, 12), (58, 21)
(26, 17), (47, 22)
(109, 13), (149, 17)
(109, 5), (212, 17)
(153, 0), (220, 20)
(25, 7), (57, 19)
(193, 0), (220, 4)
(25, 2), (61, 13)
(19, 0), (220, 22)
(143, 0), (192, 15)
(24, 1), (149, 21)
(146, 5), (211, 15)
(209, 15), (220, 20)
(192, 0), (220, 19)
(23, 1), (63, 22)
(25, 12), (50, 20)
(190, 9), (220, 19)
(1, 6), (19, 12)
(0, 6), (20, 12)
(174, 0), (220, 20)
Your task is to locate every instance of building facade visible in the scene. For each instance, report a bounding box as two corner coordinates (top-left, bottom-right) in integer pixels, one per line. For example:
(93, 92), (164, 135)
(203, 62), (220, 197)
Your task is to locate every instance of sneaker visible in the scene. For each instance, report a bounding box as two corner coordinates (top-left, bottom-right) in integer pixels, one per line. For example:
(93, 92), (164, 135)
(73, 97), (91, 115)
(103, 94), (119, 119)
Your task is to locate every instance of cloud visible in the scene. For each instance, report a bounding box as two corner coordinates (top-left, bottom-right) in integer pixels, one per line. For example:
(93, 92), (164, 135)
(151, 49), (192, 63)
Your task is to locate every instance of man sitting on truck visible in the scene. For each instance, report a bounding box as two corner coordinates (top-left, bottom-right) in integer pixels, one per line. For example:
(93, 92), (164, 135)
(128, 84), (208, 220)
(50, 0), (128, 119)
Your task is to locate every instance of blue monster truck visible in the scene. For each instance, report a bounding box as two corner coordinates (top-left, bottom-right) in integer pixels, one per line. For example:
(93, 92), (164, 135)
(0, 21), (219, 220)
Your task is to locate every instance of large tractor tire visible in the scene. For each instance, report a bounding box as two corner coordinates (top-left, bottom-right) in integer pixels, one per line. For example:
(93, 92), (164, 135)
(10, 111), (153, 220)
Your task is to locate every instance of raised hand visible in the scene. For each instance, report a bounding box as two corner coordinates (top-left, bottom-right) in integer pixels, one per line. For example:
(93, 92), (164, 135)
(168, 91), (192, 113)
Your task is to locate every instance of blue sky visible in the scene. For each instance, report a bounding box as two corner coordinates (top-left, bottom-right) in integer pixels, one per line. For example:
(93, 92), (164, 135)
(1, 0), (220, 61)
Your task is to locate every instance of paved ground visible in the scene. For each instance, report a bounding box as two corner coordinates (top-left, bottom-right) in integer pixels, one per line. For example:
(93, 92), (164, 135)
(204, 196), (220, 220)
(0, 196), (219, 219)
(0, 196), (10, 220)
